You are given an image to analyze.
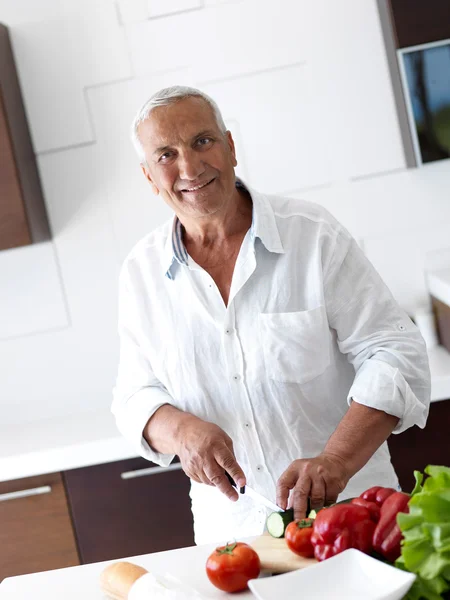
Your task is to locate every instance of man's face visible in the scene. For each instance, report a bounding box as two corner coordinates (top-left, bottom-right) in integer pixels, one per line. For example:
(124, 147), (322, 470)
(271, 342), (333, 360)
(138, 96), (238, 220)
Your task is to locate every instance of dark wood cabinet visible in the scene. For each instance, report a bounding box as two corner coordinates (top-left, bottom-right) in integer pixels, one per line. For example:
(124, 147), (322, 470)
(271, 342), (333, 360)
(0, 472), (80, 581)
(63, 457), (195, 564)
(0, 457), (194, 580)
(388, 0), (450, 49)
(388, 399), (450, 493)
(0, 23), (50, 251)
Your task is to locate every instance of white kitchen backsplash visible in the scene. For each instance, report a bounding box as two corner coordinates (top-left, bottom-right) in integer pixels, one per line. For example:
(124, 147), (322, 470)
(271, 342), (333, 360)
(0, 242), (68, 339)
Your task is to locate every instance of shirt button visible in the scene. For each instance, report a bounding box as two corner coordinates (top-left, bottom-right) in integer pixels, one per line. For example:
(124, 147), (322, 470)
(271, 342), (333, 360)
(398, 324), (406, 331)
(225, 328), (233, 335)
(233, 374), (241, 381)
(256, 465), (263, 472)
(244, 422), (250, 428)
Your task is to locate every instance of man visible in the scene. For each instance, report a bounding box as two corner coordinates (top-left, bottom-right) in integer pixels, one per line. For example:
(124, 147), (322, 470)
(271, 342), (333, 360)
(112, 85), (430, 545)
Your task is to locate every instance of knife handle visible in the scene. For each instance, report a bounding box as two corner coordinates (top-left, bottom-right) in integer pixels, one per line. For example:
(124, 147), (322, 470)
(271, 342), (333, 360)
(224, 471), (245, 494)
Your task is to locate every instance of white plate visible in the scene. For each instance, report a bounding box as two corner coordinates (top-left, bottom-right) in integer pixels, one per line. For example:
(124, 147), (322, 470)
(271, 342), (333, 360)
(248, 549), (416, 600)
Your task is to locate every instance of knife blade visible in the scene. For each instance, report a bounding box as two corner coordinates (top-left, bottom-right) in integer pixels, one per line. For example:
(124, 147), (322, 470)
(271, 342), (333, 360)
(225, 471), (312, 515)
(241, 484), (283, 513)
(225, 472), (282, 512)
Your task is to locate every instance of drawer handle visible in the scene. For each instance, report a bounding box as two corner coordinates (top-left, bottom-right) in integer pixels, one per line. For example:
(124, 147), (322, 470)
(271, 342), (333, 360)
(121, 462), (183, 480)
(0, 485), (52, 502)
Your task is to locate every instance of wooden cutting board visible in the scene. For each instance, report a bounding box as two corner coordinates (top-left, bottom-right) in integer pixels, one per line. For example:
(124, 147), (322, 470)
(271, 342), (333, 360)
(250, 534), (318, 573)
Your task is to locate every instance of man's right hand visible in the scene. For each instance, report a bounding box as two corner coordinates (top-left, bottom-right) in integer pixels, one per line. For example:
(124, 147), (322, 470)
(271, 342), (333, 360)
(176, 415), (246, 502)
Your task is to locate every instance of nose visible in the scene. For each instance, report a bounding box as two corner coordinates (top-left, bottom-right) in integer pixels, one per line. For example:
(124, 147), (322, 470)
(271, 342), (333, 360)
(177, 148), (206, 181)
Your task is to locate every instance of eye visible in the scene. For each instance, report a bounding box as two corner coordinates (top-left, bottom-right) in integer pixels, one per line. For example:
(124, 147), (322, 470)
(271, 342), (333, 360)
(196, 137), (213, 147)
(158, 151), (174, 163)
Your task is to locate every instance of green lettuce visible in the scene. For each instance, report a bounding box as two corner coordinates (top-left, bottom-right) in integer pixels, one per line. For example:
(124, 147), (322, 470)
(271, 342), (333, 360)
(395, 466), (450, 600)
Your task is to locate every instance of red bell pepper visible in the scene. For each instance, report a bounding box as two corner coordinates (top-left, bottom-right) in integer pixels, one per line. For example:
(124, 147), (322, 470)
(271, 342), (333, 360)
(360, 486), (396, 506)
(372, 491), (410, 562)
(311, 504), (376, 561)
(350, 497), (381, 523)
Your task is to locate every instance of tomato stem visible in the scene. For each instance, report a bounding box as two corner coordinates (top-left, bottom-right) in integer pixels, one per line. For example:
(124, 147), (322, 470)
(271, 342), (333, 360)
(297, 519), (313, 529)
(216, 542), (237, 555)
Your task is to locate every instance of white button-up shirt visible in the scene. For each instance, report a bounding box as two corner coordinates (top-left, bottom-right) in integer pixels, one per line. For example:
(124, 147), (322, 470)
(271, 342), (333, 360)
(112, 182), (430, 545)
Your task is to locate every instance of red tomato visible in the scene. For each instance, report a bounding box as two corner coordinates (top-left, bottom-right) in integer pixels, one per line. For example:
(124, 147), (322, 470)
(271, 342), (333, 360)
(285, 518), (315, 558)
(206, 541), (261, 592)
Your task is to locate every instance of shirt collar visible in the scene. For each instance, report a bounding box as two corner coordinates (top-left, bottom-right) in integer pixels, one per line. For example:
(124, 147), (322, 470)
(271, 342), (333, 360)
(164, 178), (284, 279)
(249, 185), (284, 255)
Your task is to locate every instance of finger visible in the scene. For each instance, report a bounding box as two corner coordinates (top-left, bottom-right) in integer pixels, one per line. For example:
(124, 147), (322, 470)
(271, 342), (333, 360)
(216, 450), (246, 489)
(187, 472), (203, 484)
(286, 489), (294, 510)
(324, 478), (343, 506)
(203, 463), (239, 501)
(276, 466), (299, 510)
(179, 460), (203, 484)
(188, 469), (212, 485)
(199, 472), (214, 486)
(292, 478), (313, 520)
(181, 457), (211, 485)
(310, 475), (326, 511)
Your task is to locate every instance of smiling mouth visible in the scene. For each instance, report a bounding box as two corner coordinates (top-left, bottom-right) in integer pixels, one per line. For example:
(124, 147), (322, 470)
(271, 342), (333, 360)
(180, 178), (215, 193)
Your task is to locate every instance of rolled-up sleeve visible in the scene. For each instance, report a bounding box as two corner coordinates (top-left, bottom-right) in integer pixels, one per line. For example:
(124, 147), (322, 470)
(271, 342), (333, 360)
(112, 266), (175, 467)
(324, 228), (431, 434)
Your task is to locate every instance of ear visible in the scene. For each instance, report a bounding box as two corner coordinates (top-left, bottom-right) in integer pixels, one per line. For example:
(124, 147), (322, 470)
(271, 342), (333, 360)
(140, 162), (160, 196)
(225, 130), (238, 167)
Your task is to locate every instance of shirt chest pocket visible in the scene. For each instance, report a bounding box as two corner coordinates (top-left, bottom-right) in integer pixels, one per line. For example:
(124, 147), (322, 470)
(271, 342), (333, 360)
(258, 305), (331, 384)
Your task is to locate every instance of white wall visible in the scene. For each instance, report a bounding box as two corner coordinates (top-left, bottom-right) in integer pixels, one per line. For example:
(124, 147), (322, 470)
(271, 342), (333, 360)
(1, 0), (449, 426)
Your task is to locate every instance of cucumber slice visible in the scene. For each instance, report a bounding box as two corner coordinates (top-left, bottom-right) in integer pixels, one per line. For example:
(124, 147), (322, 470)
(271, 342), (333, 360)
(266, 509), (294, 538)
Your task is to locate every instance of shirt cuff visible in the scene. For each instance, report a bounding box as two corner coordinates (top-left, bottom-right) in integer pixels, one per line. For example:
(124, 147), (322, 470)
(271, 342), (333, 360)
(112, 386), (175, 468)
(348, 358), (429, 434)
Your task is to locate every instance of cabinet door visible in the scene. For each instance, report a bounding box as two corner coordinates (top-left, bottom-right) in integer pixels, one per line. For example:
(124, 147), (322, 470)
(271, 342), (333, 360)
(64, 457), (195, 564)
(0, 24), (50, 251)
(0, 87), (30, 249)
(0, 472), (80, 581)
(388, 399), (450, 492)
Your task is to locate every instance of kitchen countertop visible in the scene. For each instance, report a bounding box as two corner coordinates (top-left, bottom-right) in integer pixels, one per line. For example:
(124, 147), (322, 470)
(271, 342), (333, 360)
(1, 344), (450, 484)
(0, 538), (257, 599)
(427, 344), (450, 402)
(0, 409), (137, 483)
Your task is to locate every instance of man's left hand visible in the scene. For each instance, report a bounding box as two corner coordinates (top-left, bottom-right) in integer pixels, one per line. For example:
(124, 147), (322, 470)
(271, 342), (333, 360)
(276, 454), (350, 519)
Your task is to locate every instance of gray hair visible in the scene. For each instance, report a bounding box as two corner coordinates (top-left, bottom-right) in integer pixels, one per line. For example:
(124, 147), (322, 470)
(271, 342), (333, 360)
(131, 85), (227, 165)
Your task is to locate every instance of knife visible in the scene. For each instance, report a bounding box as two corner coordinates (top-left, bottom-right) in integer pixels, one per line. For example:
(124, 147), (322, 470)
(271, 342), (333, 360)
(225, 471), (312, 515)
(225, 472), (282, 512)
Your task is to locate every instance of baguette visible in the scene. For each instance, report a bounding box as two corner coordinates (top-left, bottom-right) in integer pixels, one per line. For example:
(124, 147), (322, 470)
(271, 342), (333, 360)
(100, 561), (148, 600)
